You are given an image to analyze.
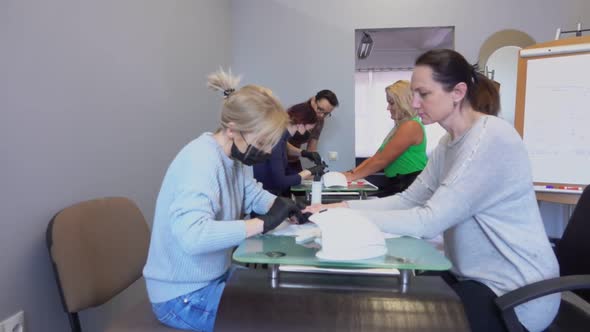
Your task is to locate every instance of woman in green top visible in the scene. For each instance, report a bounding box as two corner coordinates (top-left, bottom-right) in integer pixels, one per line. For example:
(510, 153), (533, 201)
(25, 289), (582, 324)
(344, 80), (427, 197)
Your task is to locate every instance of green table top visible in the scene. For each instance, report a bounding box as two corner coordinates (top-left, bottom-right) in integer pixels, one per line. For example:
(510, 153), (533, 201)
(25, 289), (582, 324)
(233, 235), (451, 271)
(291, 179), (379, 192)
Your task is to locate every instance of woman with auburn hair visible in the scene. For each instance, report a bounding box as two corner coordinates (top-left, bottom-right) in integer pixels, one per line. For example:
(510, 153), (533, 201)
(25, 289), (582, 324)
(254, 105), (325, 197)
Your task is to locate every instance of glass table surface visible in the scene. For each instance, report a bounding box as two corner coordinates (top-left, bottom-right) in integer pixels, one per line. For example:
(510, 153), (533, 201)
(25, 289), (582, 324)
(290, 179), (379, 193)
(233, 235), (451, 271)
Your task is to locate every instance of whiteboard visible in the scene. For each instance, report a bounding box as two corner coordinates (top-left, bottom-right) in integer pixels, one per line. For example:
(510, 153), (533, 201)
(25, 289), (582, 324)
(522, 53), (590, 184)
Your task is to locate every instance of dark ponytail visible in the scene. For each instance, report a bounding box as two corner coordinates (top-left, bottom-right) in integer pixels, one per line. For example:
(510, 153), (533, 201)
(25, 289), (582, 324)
(473, 73), (500, 115)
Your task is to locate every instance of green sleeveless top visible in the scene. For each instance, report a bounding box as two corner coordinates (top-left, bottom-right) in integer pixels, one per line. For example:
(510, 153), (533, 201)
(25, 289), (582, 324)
(379, 117), (428, 178)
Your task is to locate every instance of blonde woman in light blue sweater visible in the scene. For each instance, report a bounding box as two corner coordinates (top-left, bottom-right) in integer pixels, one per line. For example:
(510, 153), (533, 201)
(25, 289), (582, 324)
(143, 69), (302, 332)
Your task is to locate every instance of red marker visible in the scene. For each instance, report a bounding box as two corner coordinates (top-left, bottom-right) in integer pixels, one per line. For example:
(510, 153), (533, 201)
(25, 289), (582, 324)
(564, 186), (582, 190)
(556, 186), (582, 190)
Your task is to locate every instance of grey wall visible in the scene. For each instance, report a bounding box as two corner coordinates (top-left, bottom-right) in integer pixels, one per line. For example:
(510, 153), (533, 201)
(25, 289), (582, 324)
(0, 0), (231, 331)
(231, 0), (590, 172)
(0, 1), (588, 330)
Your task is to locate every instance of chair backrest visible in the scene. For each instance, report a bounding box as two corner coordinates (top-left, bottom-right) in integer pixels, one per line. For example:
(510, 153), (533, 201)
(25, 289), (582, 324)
(556, 185), (590, 301)
(47, 197), (150, 313)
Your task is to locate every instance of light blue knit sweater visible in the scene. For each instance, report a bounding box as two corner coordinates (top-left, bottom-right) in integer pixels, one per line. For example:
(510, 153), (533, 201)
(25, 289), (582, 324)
(143, 132), (275, 303)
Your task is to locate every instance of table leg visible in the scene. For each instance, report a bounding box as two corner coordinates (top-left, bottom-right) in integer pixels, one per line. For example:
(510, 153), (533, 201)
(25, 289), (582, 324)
(269, 264), (280, 281)
(399, 269), (412, 289)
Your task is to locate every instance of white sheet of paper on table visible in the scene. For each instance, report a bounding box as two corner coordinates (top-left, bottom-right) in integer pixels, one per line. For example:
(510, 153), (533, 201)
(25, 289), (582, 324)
(279, 265), (400, 276)
(269, 222), (321, 243)
(268, 219), (406, 245)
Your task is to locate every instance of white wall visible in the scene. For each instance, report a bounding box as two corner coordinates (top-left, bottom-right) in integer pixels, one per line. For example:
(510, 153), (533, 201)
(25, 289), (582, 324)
(231, 0), (590, 172)
(0, 1), (231, 331)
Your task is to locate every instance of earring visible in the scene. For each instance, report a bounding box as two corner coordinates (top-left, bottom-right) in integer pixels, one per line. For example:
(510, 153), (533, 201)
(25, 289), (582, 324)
(453, 101), (458, 108)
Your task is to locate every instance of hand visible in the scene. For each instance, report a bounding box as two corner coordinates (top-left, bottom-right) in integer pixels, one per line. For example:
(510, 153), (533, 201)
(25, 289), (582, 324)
(294, 202), (312, 224)
(298, 170), (312, 180)
(343, 171), (354, 182)
(306, 164), (326, 176)
(301, 150), (322, 165)
(259, 197), (303, 233)
(302, 201), (348, 214)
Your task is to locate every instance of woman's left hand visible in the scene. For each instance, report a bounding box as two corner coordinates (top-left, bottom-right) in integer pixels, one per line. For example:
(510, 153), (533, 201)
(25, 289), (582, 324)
(343, 172), (354, 182)
(302, 202), (347, 214)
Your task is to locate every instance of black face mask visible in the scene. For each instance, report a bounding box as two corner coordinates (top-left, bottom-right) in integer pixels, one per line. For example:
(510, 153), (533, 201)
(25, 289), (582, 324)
(292, 130), (311, 142)
(230, 140), (271, 166)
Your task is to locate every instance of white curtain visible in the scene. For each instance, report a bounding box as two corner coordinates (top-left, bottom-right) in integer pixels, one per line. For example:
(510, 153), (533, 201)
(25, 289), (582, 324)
(355, 70), (411, 157)
(354, 70), (446, 158)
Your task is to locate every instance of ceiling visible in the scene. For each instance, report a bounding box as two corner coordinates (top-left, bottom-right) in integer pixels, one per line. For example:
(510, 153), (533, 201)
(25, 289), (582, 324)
(355, 27), (454, 71)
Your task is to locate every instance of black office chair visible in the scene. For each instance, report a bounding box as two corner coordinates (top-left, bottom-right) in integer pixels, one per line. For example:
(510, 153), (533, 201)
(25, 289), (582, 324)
(495, 186), (590, 332)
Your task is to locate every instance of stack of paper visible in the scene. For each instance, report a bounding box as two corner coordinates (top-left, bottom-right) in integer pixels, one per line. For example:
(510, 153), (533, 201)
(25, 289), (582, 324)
(269, 222), (321, 243)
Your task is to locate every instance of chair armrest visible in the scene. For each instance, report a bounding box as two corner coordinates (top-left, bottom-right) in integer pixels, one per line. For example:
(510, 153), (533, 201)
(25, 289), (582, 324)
(495, 275), (590, 332)
(495, 275), (590, 311)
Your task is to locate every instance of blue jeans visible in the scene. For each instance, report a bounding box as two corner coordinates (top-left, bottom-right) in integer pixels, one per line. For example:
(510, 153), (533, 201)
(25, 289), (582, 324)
(151, 268), (237, 332)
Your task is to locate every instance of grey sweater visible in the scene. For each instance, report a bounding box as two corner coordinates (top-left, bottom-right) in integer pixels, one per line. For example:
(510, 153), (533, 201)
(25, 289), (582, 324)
(347, 116), (560, 332)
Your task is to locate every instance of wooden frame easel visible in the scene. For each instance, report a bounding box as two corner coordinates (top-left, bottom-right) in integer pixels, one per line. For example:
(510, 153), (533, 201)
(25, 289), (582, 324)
(514, 35), (590, 205)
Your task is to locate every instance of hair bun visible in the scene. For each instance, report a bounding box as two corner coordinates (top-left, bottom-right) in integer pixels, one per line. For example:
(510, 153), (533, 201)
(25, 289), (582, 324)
(223, 88), (235, 97)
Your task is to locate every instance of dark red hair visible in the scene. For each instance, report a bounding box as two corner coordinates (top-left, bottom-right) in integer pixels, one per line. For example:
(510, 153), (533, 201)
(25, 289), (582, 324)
(287, 105), (318, 125)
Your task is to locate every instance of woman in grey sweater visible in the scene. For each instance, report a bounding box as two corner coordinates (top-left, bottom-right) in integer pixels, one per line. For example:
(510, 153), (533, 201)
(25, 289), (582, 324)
(305, 49), (559, 332)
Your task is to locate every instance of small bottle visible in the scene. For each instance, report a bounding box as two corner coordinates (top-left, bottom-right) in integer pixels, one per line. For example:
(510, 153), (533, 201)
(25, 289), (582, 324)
(311, 173), (322, 204)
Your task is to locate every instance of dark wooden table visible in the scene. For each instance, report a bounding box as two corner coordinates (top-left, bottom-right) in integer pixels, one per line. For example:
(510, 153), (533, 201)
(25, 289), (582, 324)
(216, 268), (470, 331)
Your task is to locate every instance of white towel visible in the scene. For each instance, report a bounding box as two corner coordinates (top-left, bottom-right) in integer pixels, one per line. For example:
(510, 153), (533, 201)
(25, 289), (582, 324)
(310, 208), (387, 261)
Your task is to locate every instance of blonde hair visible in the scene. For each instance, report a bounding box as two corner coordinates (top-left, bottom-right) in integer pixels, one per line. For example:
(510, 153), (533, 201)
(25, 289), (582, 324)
(208, 68), (288, 151)
(385, 80), (417, 124)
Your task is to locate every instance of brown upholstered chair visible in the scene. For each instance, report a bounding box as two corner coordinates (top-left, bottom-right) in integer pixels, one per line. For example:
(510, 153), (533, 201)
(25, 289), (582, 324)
(46, 197), (179, 332)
